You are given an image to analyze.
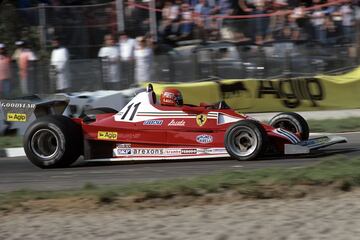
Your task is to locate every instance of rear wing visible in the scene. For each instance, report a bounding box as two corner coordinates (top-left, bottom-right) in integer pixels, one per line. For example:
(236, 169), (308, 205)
(0, 95), (69, 123)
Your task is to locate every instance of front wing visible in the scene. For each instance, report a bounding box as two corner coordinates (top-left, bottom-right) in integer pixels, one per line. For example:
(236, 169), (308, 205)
(284, 136), (347, 155)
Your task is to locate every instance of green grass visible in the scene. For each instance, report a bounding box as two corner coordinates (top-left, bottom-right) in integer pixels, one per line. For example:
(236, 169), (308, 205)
(0, 136), (22, 148)
(1, 155), (360, 210)
(308, 117), (360, 133)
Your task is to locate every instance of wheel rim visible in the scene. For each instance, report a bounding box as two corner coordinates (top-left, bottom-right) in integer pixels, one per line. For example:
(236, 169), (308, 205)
(273, 120), (298, 134)
(30, 129), (59, 160)
(229, 127), (258, 157)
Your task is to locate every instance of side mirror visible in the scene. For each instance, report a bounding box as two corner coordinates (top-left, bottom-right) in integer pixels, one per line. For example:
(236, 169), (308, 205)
(146, 84), (154, 92)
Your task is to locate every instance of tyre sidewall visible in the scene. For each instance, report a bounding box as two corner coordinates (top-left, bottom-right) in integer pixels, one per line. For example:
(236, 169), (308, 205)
(24, 116), (81, 168)
(225, 120), (266, 161)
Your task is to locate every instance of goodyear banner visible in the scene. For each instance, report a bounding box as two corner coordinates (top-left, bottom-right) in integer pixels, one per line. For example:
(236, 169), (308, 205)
(150, 67), (360, 113)
(0, 101), (36, 122)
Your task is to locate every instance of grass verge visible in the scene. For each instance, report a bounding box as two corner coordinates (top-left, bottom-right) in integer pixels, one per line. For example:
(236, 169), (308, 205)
(0, 136), (22, 148)
(308, 117), (360, 133)
(1, 155), (360, 211)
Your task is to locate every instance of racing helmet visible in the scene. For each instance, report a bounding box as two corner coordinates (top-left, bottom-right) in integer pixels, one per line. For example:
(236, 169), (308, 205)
(160, 88), (183, 106)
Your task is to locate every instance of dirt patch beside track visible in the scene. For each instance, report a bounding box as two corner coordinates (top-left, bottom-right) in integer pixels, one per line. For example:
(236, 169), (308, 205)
(1, 188), (360, 240)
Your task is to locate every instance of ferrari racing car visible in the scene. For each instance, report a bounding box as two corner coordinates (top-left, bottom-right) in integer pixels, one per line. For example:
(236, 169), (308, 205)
(22, 84), (347, 168)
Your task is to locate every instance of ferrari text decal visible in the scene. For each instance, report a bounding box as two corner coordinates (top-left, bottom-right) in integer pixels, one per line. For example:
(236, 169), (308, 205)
(196, 135), (213, 144)
(143, 120), (163, 125)
(196, 114), (207, 126)
(168, 119), (186, 126)
(7, 113), (27, 122)
(97, 131), (118, 140)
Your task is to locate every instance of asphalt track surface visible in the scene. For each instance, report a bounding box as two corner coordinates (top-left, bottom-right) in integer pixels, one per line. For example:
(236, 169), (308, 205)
(0, 132), (359, 192)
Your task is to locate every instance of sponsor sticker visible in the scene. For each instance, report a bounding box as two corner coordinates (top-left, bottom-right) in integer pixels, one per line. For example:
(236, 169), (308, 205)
(301, 137), (329, 146)
(165, 149), (182, 155)
(1, 101), (36, 122)
(116, 143), (131, 148)
(143, 120), (163, 125)
(196, 114), (207, 127)
(1, 102), (36, 109)
(7, 113), (27, 122)
(181, 149), (198, 154)
(97, 131), (118, 140)
(116, 148), (132, 155)
(204, 148), (227, 154)
(168, 119), (186, 126)
(132, 148), (164, 155)
(196, 134), (213, 144)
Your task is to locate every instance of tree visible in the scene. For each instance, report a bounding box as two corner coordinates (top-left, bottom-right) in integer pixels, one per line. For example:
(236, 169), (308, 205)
(0, 0), (40, 54)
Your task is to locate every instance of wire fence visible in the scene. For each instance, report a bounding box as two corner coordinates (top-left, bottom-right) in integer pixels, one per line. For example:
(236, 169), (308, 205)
(1, 1), (360, 97)
(4, 42), (357, 98)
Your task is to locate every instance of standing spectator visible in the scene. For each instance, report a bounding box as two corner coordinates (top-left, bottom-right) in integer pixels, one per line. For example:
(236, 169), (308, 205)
(194, 0), (212, 39)
(340, 2), (354, 43)
(0, 44), (11, 98)
(217, 0), (232, 15)
(290, 3), (309, 40)
(11, 41), (24, 63)
(98, 34), (121, 90)
(119, 31), (136, 87)
(50, 37), (70, 93)
(17, 41), (37, 95)
(253, 1), (269, 44)
(178, 3), (194, 40)
(159, 1), (175, 42)
(312, 7), (326, 44)
(134, 36), (153, 85)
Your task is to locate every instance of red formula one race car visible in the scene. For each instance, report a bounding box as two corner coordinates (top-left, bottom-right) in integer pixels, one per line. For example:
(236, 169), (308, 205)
(23, 85), (347, 168)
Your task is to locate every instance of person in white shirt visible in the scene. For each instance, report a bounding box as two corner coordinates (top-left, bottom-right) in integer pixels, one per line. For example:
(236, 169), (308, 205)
(118, 32), (136, 87)
(98, 34), (121, 89)
(134, 36), (153, 85)
(50, 38), (70, 92)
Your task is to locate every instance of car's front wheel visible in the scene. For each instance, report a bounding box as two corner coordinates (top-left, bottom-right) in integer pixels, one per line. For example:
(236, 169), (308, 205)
(224, 120), (268, 161)
(269, 112), (309, 140)
(23, 115), (82, 168)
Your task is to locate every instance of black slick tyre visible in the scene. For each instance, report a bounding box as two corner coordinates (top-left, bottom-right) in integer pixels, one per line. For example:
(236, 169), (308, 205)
(269, 112), (309, 140)
(224, 120), (268, 161)
(23, 115), (83, 169)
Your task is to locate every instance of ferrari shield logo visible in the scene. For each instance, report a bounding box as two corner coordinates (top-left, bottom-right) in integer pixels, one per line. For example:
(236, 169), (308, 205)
(196, 114), (207, 127)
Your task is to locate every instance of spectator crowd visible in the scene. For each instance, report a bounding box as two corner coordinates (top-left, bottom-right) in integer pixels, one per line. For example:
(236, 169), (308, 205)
(0, 33), (154, 97)
(0, 0), (358, 97)
(153, 0), (357, 45)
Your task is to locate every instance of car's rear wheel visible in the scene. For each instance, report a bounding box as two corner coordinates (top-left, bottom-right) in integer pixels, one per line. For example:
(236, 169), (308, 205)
(269, 112), (309, 140)
(224, 120), (267, 161)
(23, 115), (82, 168)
